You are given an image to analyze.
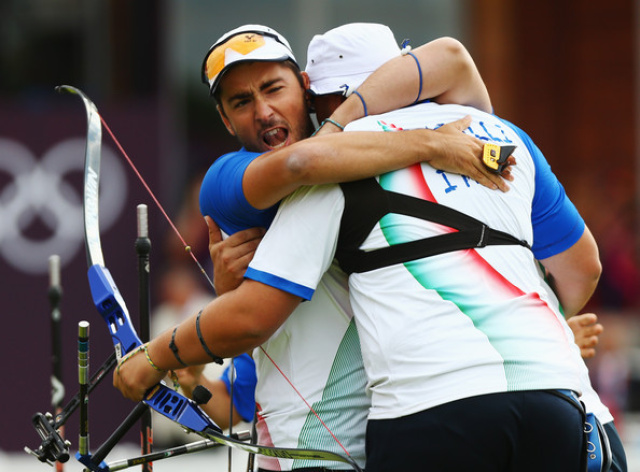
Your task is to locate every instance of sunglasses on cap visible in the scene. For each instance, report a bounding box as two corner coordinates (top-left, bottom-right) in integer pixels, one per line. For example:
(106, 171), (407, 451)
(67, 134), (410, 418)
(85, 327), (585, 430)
(201, 28), (297, 96)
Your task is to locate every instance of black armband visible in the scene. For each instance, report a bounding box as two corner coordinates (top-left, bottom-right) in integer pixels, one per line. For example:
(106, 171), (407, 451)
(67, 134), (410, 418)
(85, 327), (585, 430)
(169, 327), (189, 367)
(195, 310), (224, 365)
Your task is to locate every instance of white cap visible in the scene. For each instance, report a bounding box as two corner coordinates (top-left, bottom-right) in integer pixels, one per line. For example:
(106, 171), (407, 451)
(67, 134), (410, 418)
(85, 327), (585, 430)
(305, 23), (401, 96)
(201, 24), (298, 95)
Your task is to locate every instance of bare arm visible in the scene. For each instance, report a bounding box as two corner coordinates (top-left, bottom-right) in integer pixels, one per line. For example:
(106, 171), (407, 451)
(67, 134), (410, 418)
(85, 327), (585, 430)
(327, 37), (492, 129)
(244, 116), (509, 210)
(539, 226), (602, 318)
(114, 280), (300, 401)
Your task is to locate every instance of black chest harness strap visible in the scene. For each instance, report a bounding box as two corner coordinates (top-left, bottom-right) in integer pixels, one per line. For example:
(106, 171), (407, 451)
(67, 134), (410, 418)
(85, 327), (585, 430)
(336, 178), (531, 274)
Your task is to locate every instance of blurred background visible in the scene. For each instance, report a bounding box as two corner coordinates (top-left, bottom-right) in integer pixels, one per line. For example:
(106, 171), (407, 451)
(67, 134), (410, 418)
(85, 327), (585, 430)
(1, 0), (638, 470)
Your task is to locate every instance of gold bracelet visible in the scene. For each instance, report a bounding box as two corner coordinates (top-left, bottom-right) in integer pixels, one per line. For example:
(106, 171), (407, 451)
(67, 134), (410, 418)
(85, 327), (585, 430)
(116, 344), (143, 373)
(141, 343), (166, 372)
(115, 344), (180, 391)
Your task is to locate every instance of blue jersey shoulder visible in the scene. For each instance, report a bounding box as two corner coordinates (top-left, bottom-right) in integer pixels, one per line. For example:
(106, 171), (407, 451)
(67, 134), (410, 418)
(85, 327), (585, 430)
(199, 149), (279, 235)
(497, 118), (585, 259)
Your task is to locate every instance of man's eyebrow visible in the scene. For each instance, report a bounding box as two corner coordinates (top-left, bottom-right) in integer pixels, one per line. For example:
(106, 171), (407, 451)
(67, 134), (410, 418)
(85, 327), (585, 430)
(228, 77), (286, 103)
(228, 90), (253, 103)
(259, 77), (284, 91)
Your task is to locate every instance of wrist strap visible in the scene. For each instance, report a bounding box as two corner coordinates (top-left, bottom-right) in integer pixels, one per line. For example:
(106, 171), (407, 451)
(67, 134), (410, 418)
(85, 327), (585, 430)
(311, 118), (345, 137)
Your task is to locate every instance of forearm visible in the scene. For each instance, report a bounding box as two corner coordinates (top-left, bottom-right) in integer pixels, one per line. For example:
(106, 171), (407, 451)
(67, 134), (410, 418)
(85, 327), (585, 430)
(329, 37), (492, 127)
(540, 227), (602, 317)
(285, 131), (440, 183)
(147, 281), (300, 370)
(545, 272), (600, 318)
(114, 282), (296, 402)
(244, 130), (440, 209)
(245, 118), (509, 209)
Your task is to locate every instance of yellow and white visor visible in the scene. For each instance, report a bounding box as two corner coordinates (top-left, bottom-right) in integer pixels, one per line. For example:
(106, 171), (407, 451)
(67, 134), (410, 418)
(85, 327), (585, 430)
(201, 24), (298, 96)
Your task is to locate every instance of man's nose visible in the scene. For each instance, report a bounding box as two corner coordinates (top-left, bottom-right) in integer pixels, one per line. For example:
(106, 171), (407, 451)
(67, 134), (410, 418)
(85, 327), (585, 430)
(254, 97), (274, 122)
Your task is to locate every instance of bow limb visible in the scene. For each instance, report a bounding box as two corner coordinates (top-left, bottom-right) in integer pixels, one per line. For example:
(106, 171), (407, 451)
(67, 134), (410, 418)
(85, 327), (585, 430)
(57, 85), (362, 472)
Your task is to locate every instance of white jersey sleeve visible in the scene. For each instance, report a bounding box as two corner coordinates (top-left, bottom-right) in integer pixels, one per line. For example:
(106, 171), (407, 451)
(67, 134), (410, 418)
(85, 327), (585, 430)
(245, 184), (344, 296)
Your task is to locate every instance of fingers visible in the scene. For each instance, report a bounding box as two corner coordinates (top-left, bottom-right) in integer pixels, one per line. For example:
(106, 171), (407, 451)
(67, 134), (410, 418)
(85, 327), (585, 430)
(210, 225), (265, 294)
(579, 329), (601, 358)
(500, 168), (514, 182)
(449, 115), (472, 131)
(205, 216), (222, 245)
(567, 313), (604, 359)
(580, 334), (601, 348)
(579, 324), (604, 338)
(574, 312), (599, 326)
(216, 227), (265, 265)
(113, 349), (163, 402)
(568, 314), (604, 335)
(427, 120), (515, 192)
(225, 226), (266, 248)
(468, 171), (500, 191)
(174, 365), (206, 394)
(114, 355), (144, 402)
(499, 157), (516, 182)
(465, 160), (510, 192)
(207, 216), (264, 266)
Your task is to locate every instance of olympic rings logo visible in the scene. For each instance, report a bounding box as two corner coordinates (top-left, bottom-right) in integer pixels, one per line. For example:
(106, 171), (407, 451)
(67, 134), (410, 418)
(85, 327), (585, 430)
(0, 137), (127, 274)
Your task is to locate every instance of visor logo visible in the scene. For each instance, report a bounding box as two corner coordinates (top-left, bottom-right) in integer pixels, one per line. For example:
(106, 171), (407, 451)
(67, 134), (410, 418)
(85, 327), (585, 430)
(206, 34), (267, 81)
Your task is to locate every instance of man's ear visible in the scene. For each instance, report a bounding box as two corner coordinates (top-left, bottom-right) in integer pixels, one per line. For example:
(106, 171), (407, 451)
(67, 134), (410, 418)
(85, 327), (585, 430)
(217, 104), (236, 136)
(301, 71), (311, 91)
(305, 90), (316, 113)
(300, 71), (314, 112)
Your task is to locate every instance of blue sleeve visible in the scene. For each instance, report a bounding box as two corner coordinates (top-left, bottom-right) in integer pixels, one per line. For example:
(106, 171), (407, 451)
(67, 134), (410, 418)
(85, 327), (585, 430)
(199, 150), (279, 235)
(219, 354), (257, 423)
(499, 119), (585, 260)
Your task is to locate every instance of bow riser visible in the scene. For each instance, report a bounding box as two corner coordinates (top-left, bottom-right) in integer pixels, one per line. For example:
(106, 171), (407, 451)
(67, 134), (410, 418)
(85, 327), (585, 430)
(87, 264), (219, 433)
(88, 264), (141, 359)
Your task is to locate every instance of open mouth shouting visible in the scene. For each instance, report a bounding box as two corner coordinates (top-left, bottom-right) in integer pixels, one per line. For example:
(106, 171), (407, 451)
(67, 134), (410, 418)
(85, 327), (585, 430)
(262, 127), (290, 150)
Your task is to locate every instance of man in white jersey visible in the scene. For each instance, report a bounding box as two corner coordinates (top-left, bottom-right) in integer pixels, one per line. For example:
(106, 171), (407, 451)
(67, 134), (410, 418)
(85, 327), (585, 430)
(115, 24), (620, 470)
(294, 26), (622, 471)
(308, 24), (626, 472)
